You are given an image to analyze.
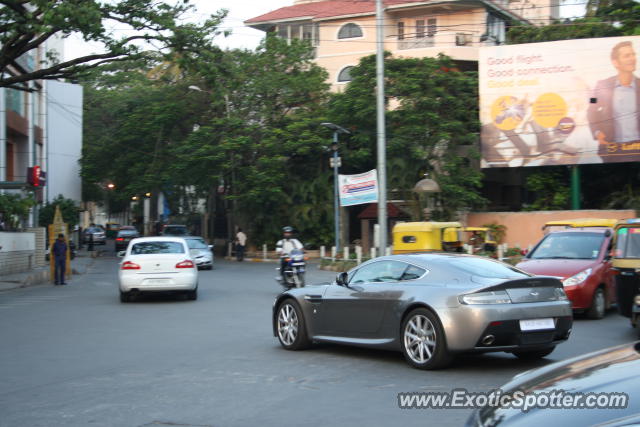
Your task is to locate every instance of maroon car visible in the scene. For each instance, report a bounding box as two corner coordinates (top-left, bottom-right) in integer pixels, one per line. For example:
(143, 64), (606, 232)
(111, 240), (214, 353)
(516, 228), (615, 319)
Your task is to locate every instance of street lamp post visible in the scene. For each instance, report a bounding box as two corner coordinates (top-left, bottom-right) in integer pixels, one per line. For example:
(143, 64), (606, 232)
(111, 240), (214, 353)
(321, 122), (350, 252)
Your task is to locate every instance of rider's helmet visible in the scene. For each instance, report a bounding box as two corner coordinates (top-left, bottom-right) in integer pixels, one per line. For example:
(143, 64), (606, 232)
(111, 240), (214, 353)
(282, 226), (294, 233)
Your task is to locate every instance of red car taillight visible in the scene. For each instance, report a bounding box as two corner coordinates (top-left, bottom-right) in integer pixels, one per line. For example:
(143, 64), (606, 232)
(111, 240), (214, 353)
(121, 261), (140, 270)
(116, 237), (124, 241)
(176, 260), (195, 269)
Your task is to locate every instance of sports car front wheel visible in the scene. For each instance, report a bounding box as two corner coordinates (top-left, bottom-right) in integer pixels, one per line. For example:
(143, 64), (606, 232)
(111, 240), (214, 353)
(401, 308), (451, 370)
(276, 300), (311, 350)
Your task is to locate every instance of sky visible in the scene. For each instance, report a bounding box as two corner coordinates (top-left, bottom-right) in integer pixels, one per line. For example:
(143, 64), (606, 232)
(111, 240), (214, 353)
(63, 0), (588, 61)
(64, 0), (293, 61)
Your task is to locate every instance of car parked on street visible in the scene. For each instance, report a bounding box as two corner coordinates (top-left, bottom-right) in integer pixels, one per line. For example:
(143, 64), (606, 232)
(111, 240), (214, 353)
(118, 236), (198, 302)
(183, 236), (214, 270)
(161, 224), (189, 236)
(516, 228), (616, 319)
(273, 253), (572, 370)
(114, 226), (140, 252)
(466, 341), (640, 426)
(82, 226), (106, 245)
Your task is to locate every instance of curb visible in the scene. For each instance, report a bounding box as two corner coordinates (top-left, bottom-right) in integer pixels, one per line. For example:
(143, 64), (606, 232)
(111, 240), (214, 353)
(0, 267), (50, 292)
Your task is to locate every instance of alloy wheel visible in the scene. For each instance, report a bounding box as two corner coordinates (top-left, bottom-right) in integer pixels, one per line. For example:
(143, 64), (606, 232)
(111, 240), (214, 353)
(277, 303), (299, 346)
(403, 314), (437, 364)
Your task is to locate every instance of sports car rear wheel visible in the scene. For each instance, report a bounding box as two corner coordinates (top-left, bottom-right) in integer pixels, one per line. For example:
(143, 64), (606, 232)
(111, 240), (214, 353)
(401, 308), (450, 370)
(276, 300), (310, 350)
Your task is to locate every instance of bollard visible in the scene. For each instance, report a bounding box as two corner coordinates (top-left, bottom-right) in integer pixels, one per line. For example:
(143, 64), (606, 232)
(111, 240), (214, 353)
(331, 246), (336, 261)
(356, 246), (362, 265)
(371, 247), (377, 259)
(263, 244), (267, 260)
(497, 245), (504, 260)
(344, 246), (349, 262)
(320, 246), (326, 259)
(228, 242), (232, 258)
(385, 246), (391, 256)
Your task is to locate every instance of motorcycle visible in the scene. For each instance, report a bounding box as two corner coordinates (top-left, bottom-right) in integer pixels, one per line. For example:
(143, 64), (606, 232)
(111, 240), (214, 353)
(276, 248), (306, 289)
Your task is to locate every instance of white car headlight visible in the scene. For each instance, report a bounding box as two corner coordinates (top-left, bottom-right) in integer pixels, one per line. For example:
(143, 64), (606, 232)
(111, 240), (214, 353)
(562, 268), (592, 287)
(460, 290), (512, 305)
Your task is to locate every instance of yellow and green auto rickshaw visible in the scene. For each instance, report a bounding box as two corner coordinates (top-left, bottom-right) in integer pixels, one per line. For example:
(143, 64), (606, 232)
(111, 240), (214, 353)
(612, 219), (640, 335)
(463, 227), (498, 253)
(392, 222), (463, 254)
(542, 218), (618, 234)
(105, 222), (121, 239)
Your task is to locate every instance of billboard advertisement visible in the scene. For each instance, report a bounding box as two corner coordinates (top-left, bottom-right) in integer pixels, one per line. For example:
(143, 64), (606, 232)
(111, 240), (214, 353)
(479, 36), (640, 167)
(339, 169), (378, 207)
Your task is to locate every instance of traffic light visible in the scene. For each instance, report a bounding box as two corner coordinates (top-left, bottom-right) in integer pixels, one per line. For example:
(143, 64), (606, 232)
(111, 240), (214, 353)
(27, 166), (46, 187)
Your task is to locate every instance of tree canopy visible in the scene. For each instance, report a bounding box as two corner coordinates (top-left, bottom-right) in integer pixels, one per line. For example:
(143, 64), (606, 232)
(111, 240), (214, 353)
(0, 0), (225, 89)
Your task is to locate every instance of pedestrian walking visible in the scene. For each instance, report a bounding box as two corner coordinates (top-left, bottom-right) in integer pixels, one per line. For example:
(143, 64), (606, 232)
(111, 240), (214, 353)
(52, 233), (68, 285)
(236, 228), (247, 262)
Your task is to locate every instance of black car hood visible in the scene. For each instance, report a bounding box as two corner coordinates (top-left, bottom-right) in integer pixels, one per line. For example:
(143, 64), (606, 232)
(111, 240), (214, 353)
(473, 342), (640, 427)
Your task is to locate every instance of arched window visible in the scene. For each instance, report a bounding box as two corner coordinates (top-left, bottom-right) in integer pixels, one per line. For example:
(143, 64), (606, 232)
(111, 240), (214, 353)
(338, 23), (363, 39)
(337, 66), (354, 82)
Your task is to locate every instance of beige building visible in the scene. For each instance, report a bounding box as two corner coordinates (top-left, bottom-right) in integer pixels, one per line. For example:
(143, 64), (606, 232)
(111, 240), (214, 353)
(246, 0), (560, 90)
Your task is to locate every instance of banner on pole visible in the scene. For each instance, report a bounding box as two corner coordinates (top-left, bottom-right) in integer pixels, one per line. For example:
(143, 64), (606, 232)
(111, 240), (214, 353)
(339, 169), (378, 207)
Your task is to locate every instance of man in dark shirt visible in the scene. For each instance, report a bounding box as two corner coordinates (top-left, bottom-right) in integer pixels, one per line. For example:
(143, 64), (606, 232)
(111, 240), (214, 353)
(52, 233), (68, 285)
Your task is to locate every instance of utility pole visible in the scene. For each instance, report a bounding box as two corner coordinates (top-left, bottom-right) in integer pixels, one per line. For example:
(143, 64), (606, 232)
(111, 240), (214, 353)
(375, 0), (388, 253)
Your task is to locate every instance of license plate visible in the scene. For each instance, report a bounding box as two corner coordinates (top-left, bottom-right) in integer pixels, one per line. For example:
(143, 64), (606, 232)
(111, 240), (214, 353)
(519, 318), (555, 331)
(292, 262), (305, 266)
(146, 278), (170, 285)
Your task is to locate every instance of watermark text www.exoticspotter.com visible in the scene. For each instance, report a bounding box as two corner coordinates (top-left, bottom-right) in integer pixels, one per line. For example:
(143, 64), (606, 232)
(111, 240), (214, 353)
(398, 389), (629, 412)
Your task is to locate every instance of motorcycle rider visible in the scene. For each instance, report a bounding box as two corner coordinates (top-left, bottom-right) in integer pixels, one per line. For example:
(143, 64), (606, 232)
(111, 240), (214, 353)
(276, 226), (304, 282)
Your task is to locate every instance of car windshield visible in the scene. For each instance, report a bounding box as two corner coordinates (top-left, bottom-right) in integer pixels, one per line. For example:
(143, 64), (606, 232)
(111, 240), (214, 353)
(87, 227), (102, 233)
(118, 230), (138, 237)
(529, 232), (605, 260)
(448, 257), (530, 279)
(131, 241), (185, 254)
(186, 239), (208, 249)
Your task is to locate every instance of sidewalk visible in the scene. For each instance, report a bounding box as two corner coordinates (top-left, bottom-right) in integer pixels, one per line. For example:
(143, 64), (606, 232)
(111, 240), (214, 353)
(0, 249), (96, 292)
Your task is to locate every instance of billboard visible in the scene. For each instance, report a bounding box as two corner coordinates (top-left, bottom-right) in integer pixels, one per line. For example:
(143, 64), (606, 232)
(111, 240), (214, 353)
(479, 36), (640, 167)
(339, 169), (378, 207)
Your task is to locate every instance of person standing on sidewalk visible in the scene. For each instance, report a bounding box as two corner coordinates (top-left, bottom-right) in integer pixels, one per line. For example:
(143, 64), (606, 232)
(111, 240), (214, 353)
(52, 234), (68, 285)
(235, 228), (247, 262)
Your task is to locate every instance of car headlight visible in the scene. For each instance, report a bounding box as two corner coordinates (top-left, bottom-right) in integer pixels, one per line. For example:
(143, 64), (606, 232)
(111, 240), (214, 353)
(562, 268), (592, 287)
(460, 290), (512, 305)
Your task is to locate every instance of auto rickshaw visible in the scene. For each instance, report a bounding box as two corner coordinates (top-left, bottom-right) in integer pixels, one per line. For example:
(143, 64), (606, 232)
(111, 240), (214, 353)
(463, 227), (498, 252)
(105, 222), (121, 239)
(392, 222), (463, 254)
(542, 218), (618, 234)
(612, 219), (640, 335)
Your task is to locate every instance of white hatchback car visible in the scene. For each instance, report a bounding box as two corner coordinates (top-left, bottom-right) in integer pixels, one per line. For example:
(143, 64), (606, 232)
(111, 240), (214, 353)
(118, 237), (198, 302)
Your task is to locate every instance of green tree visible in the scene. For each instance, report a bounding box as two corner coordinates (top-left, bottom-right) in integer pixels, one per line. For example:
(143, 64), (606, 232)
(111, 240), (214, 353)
(507, 0), (639, 44)
(0, 192), (34, 230)
(170, 35), (331, 244)
(524, 168), (570, 211)
(330, 54), (486, 221)
(39, 195), (79, 227)
(0, 0), (226, 89)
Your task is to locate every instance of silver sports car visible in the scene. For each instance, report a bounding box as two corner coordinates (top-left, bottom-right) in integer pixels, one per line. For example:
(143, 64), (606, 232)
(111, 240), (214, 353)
(273, 253), (573, 370)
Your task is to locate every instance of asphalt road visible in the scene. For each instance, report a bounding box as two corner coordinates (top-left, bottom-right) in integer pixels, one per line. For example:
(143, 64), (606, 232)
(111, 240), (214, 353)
(0, 251), (637, 427)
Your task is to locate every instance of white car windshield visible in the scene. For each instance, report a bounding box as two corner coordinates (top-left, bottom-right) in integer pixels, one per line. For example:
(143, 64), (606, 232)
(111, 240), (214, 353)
(131, 242), (185, 255)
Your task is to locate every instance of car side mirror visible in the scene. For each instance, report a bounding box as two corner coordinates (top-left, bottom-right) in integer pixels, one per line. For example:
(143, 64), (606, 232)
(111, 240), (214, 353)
(336, 272), (349, 287)
(117, 251), (126, 258)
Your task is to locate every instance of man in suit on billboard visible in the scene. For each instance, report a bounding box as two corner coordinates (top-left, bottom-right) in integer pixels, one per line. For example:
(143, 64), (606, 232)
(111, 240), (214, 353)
(588, 41), (640, 160)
